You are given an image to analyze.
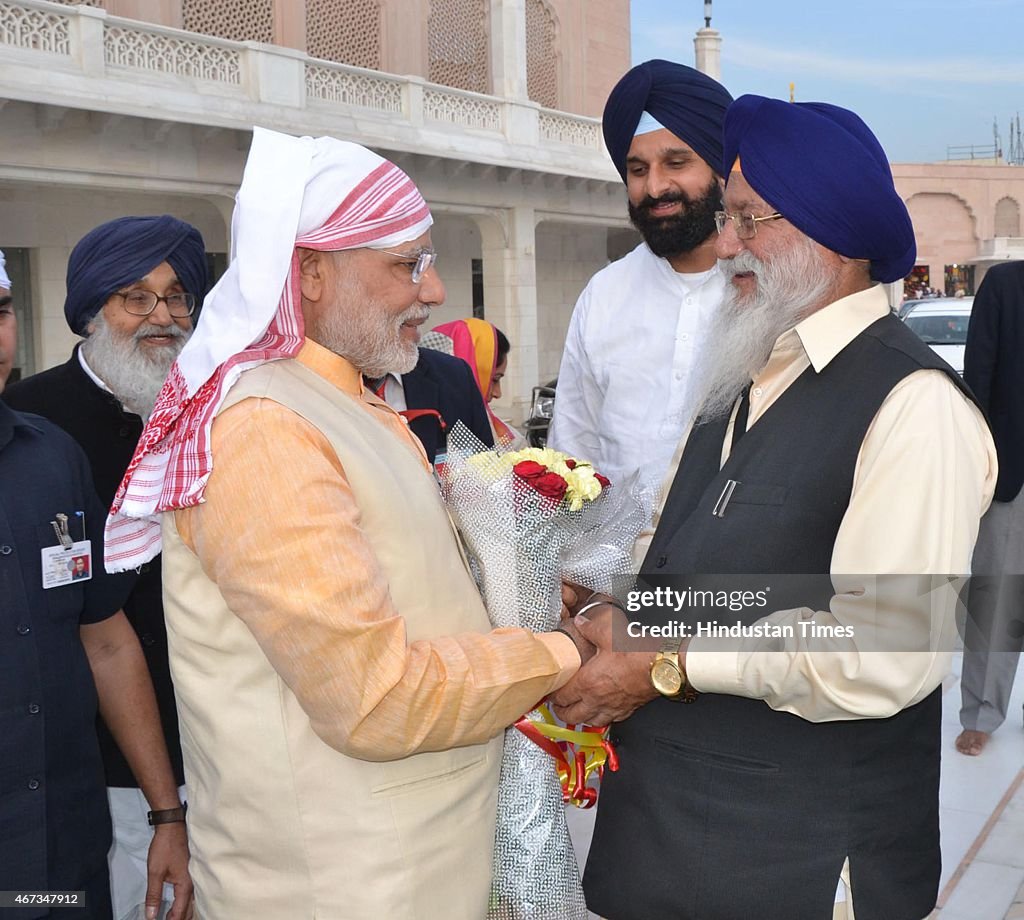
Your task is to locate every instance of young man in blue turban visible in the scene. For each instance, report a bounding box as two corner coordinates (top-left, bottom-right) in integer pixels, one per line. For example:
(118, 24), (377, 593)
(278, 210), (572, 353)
(5, 215), (207, 920)
(548, 60), (733, 495)
(553, 97), (996, 919)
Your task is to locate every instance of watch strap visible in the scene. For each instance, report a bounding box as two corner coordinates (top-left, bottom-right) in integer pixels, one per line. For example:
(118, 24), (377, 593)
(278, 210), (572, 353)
(147, 802), (188, 826)
(653, 638), (699, 703)
(658, 636), (683, 657)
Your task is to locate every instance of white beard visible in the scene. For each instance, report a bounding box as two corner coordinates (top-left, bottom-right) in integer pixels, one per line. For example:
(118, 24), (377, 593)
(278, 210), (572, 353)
(82, 311), (189, 420)
(307, 267), (427, 378)
(689, 238), (840, 422)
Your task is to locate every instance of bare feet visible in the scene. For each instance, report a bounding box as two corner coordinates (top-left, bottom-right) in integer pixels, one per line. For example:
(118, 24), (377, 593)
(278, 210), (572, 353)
(955, 729), (990, 756)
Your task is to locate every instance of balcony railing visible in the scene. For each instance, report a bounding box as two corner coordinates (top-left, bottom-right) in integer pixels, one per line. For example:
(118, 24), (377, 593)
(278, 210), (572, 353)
(975, 237), (1024, 259)
(0, 0), (610, 174)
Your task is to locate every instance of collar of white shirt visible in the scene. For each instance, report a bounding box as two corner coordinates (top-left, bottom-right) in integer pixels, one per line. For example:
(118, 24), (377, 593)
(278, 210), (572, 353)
(367, 371), (407, 412)
(791, 283), (891, 374)
(77, 344), (114, 394)
(652, 249), (720, 289)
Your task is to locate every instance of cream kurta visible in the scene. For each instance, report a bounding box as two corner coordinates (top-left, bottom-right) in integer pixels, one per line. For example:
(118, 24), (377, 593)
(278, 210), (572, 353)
(640, 285), (998, 720)
(163, 341), (578, 919)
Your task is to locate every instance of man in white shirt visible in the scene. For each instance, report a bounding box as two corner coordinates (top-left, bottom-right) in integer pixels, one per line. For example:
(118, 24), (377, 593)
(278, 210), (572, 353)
(548, 60), (732, 492)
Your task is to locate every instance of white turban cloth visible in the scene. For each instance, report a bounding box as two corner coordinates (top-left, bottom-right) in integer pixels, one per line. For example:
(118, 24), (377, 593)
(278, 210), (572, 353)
(105, 126), (433, 570)
(0, 250), (11, 290)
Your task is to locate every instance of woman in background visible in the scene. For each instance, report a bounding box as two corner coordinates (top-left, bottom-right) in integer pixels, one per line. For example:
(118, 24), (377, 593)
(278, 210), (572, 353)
(425, 318), (516, 443)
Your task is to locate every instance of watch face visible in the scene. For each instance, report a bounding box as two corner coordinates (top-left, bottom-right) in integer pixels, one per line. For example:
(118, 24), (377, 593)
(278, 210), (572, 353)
(652, 660), (683, 695)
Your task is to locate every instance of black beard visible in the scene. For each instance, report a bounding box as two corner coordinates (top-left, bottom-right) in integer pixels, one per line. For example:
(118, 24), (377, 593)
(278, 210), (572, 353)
(628, 178), (722, 260)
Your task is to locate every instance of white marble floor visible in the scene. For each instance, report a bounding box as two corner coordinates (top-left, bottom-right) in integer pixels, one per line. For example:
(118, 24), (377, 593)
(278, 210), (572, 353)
(932, 653), (1024, 920)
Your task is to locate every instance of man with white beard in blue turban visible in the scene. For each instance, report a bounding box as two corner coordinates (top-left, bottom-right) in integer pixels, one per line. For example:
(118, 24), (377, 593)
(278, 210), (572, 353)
(5, 215), (207, 920)
(553, 96), (997, 920)
(548, 60), (733, 495)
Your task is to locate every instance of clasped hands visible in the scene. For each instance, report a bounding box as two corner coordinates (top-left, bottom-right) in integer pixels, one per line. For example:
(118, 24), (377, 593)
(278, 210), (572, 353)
(551, 581), (660, 726)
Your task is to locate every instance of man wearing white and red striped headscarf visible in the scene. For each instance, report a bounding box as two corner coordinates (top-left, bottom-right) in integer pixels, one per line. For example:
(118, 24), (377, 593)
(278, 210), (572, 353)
(105, 128), (586, 918)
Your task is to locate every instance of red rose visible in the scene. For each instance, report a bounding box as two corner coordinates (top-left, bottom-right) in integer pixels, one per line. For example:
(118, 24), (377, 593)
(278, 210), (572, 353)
(532, 472), (568, 501)
(595, 473), (611, 488)
(564, 458), (577, 470)
(513, 460), (547, 480)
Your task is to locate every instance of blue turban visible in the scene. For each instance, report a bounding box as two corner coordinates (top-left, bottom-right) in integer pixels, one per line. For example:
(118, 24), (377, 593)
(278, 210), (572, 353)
(602, 59), (733, 182)
(64, 215), (210, 335)
(722, 95), (915, 283)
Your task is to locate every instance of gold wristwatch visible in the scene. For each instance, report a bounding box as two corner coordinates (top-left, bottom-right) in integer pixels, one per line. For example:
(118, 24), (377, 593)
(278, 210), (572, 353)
(650, 638), (698, 703)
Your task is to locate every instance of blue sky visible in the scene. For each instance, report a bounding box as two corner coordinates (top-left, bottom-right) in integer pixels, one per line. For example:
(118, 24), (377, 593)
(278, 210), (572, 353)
(630, 0), (1024, 163)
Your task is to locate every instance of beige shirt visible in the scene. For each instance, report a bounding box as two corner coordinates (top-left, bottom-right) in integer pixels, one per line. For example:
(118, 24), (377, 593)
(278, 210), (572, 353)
(645, 284), (997, 722)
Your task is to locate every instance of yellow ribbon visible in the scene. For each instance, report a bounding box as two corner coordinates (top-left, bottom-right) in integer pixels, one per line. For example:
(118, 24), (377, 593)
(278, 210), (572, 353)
(514, 704), (618, 809)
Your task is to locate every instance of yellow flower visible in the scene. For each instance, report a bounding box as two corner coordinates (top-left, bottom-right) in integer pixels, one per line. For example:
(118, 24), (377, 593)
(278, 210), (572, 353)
(466, 450), (513, 481)
(550, 459), (573, 478)
(503, 446), (566, 469)
(563, 465), (603, 511)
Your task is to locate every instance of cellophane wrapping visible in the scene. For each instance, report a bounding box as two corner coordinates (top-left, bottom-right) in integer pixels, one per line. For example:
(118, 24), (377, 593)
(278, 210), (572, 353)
(439, 422), (651, 920)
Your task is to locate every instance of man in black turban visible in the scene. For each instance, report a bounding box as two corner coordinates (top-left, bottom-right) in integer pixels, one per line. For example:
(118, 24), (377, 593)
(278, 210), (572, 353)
(554, 96), (996, 919)
(4, 214), (209, 920)
(549, 61), (734, 497)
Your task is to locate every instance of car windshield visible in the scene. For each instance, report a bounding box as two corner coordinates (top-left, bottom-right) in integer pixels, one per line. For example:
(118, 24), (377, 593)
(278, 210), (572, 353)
(904, 313), (969, 345)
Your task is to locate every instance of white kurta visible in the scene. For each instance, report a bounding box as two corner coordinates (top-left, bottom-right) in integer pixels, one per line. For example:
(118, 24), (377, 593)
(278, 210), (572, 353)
(548, 242), (723, 493)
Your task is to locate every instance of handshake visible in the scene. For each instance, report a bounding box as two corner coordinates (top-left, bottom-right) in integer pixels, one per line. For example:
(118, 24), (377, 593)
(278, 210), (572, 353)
(550, 582), (669, 726)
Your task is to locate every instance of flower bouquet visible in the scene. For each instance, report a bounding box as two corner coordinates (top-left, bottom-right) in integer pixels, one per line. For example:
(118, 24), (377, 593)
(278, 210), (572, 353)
(439, 423), (650, 920)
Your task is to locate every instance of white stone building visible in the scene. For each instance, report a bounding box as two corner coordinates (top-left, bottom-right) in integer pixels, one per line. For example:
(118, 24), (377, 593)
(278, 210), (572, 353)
(0, 0), (638, 422)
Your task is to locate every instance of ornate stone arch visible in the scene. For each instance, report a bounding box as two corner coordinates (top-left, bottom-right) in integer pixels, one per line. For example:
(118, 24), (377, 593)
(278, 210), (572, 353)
(904, 191), (978, 241)
(526, 0), (559, 109)
(904, 192), (978, 286)
(427, 0), (489, 93)
(994, 196), (1021, 237)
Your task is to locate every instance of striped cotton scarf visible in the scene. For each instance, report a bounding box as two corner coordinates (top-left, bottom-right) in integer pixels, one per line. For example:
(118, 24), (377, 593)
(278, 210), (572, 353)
(105, 127), (432, 571)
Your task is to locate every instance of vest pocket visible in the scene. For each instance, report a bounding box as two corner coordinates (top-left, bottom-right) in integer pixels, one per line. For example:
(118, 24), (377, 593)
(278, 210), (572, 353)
(654, 736), (780, 775)
(370, 753), (487, 797)
(723, 481), (788, 507)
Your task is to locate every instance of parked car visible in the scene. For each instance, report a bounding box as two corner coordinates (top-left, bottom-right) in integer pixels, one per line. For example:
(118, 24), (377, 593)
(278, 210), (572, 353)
(900, 297), (974, 376)
(524, 378), (557, 447)
(896, 297), (929, 319)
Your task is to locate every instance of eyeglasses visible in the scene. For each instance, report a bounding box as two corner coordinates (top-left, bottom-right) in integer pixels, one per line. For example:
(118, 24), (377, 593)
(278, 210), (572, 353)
(376, 247), (438, 284)
(714, 211), (784, 240)
(113, 290), (196, 317)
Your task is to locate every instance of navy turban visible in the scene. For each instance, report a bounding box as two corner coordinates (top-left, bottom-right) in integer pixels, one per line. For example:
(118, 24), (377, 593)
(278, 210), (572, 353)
(722, 95), (915, 283)
(602, 59), (733, 182)
(64, 215), (210, 335)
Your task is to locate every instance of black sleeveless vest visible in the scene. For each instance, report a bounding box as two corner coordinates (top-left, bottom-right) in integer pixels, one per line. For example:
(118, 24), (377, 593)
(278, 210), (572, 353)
(583, 314), (974, 920)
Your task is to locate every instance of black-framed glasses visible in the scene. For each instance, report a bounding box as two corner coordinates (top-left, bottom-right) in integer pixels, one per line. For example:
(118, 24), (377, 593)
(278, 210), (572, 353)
(376, 247), (438, 284)
(714, 211), (784, 240)
(113, 290), (196, 318)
